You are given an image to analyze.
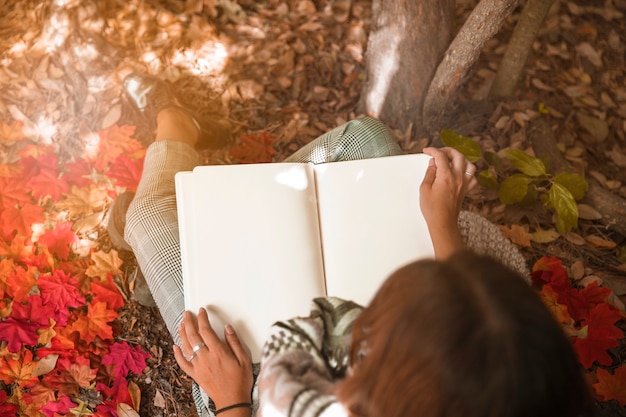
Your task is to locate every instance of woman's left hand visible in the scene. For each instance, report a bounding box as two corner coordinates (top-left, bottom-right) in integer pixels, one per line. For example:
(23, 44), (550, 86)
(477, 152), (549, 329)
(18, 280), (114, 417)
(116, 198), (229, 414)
(173, 309), (254, 410)
(420, 146), (477, 258)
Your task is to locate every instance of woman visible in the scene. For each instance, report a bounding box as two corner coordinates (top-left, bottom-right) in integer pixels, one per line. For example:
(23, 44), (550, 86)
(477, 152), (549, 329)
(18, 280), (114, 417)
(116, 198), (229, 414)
(116, 74), (591, 417)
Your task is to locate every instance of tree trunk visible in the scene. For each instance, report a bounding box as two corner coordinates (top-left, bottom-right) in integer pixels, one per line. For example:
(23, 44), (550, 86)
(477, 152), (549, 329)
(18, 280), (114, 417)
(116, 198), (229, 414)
(358, 0), (455, 135)
(422, 0), (521, 134)
(489, 0), (556, 98)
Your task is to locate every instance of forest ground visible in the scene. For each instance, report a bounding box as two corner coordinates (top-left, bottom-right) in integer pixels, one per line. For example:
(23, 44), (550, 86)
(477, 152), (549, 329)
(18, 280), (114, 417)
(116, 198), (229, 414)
(1, 0), (625, 416)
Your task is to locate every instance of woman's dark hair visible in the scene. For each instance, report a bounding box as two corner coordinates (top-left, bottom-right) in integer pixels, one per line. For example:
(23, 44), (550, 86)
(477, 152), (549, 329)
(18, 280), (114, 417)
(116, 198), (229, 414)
(335, 250), (593, 417)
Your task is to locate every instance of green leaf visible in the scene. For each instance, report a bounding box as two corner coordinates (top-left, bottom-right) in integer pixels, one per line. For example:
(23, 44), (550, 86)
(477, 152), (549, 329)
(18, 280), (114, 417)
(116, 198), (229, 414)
(504, 149), (547, 177)
(483, 151), (503, 172)
(439, 129), (482, 162)
(553, 172), (589, 201)
(477, 170), (498, 189)
(498, 174), (533, 204)
(548, 182), (579, 233)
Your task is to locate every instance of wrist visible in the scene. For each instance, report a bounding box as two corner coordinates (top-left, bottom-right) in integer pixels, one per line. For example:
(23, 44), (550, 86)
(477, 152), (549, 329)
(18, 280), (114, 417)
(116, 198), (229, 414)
(214, 402), (252, 416)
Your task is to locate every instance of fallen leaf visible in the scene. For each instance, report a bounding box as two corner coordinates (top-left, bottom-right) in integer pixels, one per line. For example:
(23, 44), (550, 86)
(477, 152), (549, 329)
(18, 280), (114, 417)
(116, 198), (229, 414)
(229, 132), (277, 163)
(117, 402), (140, 417)
(0, 120), (27, 146)
(593, 366), (626, 406)
(86, 249), (123, 280)
(585, 235), (617, 249)
(577, 204), (603, 220)
(32, 354), (59, 377)
(532, 229), (561, 243)
(498, 224), (532, 247)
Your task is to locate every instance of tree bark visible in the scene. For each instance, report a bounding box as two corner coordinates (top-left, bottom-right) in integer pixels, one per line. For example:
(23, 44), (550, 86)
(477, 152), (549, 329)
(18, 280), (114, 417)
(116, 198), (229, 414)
(422, 0), (520, 135)
(358, 0), (455, 134)
(489, 0), (556, 98)
(528, 117), (626, 237)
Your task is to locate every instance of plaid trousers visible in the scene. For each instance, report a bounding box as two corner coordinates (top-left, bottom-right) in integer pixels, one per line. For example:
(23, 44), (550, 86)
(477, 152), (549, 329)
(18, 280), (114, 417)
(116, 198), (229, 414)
(124, 117), (403, 416)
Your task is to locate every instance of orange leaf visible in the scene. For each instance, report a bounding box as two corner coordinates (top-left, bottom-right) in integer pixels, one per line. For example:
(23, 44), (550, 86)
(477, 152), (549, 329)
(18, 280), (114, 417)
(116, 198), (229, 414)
(498, 224), (532, 247)
(0, 120), (27, 146)
(86, 249), (123, 280)
(42, 356), (96, 396)
(0, 202), (44, 240)
(593, 366), (626, 406)
(538, 285), (571, 324)
(69, 301), (117, 343)
(230, 132), (277, 163)
(95, 124), (144, 171)
(0, 348), (38, 387)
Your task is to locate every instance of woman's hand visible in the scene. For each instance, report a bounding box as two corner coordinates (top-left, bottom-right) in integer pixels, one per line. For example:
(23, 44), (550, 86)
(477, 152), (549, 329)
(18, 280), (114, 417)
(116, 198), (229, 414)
(173, 309), (254, 411)
(420, 147), (477, 259)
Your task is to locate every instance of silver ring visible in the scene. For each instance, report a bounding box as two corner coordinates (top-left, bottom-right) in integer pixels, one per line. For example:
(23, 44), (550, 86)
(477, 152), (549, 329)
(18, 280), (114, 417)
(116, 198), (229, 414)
(188, 352), (198, 361)
(192, 342), (205, 353)
(464, 170), (474, 177)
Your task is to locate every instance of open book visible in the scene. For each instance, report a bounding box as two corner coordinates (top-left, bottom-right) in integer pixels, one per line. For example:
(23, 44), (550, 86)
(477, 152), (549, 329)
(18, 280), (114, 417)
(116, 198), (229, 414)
(175, 153), (434, 361)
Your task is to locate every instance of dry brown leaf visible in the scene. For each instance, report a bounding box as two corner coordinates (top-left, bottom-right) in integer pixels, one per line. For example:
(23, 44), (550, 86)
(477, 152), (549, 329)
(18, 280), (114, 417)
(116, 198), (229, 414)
(532, 229), (561, 244)
(577, 204), (603, 220)
(564, 232), (586, 245)
(117, 403), (140, 417)
(86, 249), (123, 280)
(606, 146), (626, 168)
(153, 389), (166, 408)
(575, 113), (608, 142)
(585, 235), (617, 249)
(576, 42), (603, 67)
(128, 381), (142, 411)
(569, 260), (586, 280)
(102, 104), (122, 129)
(32, 354), (59, 377)
(0, 120), (27, 146)
(498, 224), (532, 248)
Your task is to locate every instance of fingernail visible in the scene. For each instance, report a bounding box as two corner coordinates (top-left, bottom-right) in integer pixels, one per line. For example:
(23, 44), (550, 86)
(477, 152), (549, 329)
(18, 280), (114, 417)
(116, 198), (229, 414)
(428, 157), (435, 166)
(225, 324), (235, 335)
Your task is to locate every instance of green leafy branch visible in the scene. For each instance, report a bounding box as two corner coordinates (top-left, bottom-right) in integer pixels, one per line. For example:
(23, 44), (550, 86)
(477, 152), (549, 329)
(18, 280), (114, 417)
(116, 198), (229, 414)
(440, 129), (589, 233)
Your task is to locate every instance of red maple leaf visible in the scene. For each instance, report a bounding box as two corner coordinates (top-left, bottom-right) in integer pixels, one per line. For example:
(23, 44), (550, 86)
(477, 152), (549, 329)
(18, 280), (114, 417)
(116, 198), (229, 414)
(12, 295), (56, 327)
(531, 256), (570, 291)
(96, 377), (132, 405)
(20, 153), (69, 202)
(63, 158), (94, 188)
(91, 275), (124, 311)
(38, 222), (77, 260)
(68, 301), (117, 343)
(101, 341), (150, 378)
(0, 202), (44, 240)
(38, 270), (86, 327)
(107, 154), (144, 191)
(594, 366), (626, 406)
(0, 347), (38, 387)
(573, 303), (624, 369)
(0, 318), (40, 351)
(42, 355), (96, 396)
(0, 390), (19, 415)
(230, 132), (277, 163)
(41, 394), (76, 417)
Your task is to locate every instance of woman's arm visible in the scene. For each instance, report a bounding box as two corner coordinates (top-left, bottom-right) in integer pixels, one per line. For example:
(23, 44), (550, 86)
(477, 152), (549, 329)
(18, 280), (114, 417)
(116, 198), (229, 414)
(420, 147), (477, 259)
(173, 309), (254, 417)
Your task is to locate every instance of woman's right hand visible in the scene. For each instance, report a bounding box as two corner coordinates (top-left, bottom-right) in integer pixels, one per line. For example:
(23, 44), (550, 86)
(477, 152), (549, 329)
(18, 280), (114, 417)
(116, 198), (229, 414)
(173, 309), (254, 413)
(420, 147), (477, 259)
